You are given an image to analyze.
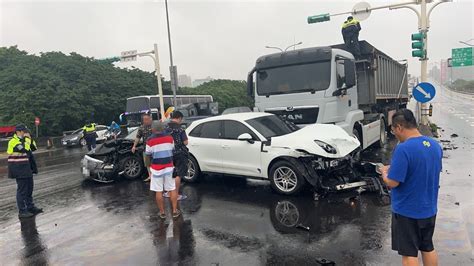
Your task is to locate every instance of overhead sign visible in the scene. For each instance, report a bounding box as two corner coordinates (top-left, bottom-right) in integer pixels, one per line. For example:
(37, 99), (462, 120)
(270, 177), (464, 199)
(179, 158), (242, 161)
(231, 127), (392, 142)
(35, 117), (40, 126)
(452, 47), (473, 67)
(120, 50), (138, 62)
(413, 82), (436, 103)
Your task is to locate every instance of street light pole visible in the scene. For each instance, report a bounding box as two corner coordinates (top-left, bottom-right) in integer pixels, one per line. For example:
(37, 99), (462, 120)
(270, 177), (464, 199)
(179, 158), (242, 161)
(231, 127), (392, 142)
(165, 0), (177, 106)
(285, 42), (303, 51)
(120, 45), (166, 119)
(153, 44), (166, 120)
(265, 46), (283, 52)
(459, 39), (474, 47)
(265, 42), (303, 53)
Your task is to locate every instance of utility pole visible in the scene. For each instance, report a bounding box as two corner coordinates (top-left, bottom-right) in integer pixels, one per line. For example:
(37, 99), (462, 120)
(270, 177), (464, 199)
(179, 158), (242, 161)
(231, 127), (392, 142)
(165, 0), (178, 107)
(120, 44), (166, 119)
(307, 0), (452, 126)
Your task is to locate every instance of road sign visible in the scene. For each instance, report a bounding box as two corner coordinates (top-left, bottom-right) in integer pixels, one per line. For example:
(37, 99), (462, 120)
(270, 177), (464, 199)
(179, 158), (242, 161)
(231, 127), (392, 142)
(307, 13), (330, 24)
(352, 2), (371, 21)
(413, 82), (436, 103)
(120, 50), (138, 62)
(34, 117), (40, 126)
(451, 47), (473, 67)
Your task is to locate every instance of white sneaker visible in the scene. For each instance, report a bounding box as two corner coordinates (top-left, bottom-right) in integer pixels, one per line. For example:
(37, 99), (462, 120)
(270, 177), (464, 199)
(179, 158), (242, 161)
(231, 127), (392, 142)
(163, 191), (170, 198)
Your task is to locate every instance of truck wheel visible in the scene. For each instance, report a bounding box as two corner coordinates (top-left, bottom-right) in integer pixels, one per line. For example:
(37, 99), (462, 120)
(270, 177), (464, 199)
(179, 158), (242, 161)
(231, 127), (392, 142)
(182, 156), (201, 183)
(374, 118), (387, 148)
(120, 156), (143, 180)
(269, 160), (305, 195)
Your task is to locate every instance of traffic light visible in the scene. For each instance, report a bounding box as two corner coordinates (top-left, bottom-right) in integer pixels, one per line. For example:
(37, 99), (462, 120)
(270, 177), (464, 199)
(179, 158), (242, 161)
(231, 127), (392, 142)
(307, 13), (330, 24)
(411, 32), (426, 58)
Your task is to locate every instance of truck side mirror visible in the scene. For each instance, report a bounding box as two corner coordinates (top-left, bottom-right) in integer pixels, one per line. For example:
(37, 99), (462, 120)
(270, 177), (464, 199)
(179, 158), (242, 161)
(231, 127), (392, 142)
(247, 68), (256, 97)
(344, 59), (356, 88)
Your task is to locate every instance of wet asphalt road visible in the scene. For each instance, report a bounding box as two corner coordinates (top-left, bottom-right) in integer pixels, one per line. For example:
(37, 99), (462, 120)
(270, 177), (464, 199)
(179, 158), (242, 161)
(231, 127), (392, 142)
(0, 87), (473, 265)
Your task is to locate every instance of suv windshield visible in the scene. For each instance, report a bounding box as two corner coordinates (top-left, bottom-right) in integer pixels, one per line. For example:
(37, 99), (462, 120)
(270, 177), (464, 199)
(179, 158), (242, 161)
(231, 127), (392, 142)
(257, 61), (331, 96)
(246, 115), (296, 139)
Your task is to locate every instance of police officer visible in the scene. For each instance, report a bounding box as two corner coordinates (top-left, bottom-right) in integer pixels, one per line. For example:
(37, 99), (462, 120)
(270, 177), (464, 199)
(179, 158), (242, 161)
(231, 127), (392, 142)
(341, 16), (362, 59)
(7, 124), (43, 218)
(82, 121), (97, 151)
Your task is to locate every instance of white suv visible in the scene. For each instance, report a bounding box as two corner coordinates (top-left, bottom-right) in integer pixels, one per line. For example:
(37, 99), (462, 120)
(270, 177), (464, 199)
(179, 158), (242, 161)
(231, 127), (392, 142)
(184, 112), (364, 195)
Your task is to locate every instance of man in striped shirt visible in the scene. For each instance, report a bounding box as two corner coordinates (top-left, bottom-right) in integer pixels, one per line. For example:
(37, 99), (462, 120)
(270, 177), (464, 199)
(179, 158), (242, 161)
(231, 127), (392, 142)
(145, 121), (180, 219)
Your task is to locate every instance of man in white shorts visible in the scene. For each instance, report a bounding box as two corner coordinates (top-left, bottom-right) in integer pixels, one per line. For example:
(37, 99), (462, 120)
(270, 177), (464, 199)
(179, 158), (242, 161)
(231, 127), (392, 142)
(145, 121), (180, 219)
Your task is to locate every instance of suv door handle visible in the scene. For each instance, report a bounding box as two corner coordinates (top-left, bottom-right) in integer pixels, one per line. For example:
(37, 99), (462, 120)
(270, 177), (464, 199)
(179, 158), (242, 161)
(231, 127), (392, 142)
(221, 145), (230, 149)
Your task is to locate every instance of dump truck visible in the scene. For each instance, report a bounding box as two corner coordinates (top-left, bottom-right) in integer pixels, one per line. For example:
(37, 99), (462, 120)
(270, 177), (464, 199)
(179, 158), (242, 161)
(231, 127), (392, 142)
(247, 40), (408, 149)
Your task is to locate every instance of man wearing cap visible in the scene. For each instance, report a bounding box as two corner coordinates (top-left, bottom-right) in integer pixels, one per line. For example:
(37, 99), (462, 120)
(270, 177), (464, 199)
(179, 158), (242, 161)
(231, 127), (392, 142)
(145, 120), (180, 219)
(341, 16), (362, 59)
(7, 124), (43, 218)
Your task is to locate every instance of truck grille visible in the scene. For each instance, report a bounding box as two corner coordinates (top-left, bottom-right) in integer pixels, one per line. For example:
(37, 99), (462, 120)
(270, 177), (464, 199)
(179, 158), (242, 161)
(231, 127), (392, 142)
(267, 107), (319, 124)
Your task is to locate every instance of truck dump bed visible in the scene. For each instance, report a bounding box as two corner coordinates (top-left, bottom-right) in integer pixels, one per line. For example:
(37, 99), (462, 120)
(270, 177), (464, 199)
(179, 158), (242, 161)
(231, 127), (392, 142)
(332, 41), (408, 107)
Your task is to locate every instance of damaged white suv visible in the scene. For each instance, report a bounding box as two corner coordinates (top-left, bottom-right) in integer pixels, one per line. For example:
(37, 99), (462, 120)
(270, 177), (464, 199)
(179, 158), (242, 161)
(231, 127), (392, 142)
(184, 112), (369, 196)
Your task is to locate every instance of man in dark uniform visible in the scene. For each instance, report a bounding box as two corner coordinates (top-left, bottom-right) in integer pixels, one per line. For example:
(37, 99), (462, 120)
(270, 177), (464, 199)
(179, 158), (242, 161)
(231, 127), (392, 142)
(82, 121), (97, 152)
(341, 16), (362, 59)
(7, 124), (43, 218)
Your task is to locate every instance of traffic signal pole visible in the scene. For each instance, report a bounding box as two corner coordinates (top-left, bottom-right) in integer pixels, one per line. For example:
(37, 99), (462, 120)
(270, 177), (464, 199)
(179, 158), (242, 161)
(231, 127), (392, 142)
(308, 0), (451, 126)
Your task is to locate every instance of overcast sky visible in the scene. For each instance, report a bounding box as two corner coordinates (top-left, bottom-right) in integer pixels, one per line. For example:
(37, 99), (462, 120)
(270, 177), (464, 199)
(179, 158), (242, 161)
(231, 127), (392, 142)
(1, 0), (472, 80)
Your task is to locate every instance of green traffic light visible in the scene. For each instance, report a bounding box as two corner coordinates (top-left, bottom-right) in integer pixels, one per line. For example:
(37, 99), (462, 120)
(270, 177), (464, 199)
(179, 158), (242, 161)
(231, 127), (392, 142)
(307, 13), (330, 24)
(412, 42), (423, 49)
(411, 32), (424, 41)
(412, 50), (425, 58)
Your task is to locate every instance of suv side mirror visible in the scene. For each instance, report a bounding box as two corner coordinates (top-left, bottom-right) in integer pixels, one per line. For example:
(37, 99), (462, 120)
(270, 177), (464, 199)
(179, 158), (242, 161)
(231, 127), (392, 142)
(237, 133), (254, 143)
(344, 59), (356, 88)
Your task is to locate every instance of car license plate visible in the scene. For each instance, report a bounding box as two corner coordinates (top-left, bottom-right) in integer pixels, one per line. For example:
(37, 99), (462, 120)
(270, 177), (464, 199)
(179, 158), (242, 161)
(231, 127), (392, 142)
(62, 141), (67, 145)
(82, 168), (90, 176)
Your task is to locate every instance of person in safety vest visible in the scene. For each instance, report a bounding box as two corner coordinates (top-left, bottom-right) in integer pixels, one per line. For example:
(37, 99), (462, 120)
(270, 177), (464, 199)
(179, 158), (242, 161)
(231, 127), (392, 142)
(82, 121), (97, 152)
(341, 16), (362, 59)
(7, 124), (43, 219)
(24, 129), (38, 175)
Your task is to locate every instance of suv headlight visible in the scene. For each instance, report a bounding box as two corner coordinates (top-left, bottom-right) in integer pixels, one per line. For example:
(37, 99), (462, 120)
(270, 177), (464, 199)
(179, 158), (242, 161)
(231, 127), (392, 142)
(314, 140), (337, 154)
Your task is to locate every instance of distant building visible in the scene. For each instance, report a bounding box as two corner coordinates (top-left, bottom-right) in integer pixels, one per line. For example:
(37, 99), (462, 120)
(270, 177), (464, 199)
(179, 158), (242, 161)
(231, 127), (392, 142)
(192, 76), (213, 87)
(178, 74), (192, 88)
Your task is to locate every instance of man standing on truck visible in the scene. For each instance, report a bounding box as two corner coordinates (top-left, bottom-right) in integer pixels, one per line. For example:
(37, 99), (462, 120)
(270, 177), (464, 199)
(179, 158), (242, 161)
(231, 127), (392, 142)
(7, 124), (43, 219)
(132, 113), (153, 182)
(82, 121), (97, 152)
(341, 16), (361, 59)
(380, 109), (442, 266)
(163, 111), (189, 201)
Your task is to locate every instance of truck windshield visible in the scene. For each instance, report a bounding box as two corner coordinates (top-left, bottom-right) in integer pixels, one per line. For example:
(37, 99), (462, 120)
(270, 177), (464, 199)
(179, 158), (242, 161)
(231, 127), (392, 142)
(246, 115), (296, 139)
(256, 61), (331, 96)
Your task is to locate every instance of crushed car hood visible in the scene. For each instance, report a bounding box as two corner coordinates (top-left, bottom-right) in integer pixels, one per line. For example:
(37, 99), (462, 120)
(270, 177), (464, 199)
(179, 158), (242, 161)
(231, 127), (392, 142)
(270, 124), (360, 158)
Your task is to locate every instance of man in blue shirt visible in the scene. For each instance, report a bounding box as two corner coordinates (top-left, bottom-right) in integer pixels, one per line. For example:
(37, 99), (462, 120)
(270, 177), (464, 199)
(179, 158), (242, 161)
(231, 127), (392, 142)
(381, 109), (442, 266)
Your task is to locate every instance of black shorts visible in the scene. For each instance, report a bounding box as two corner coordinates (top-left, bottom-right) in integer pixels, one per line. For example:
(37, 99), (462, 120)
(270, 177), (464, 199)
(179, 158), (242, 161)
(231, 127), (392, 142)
(173, 155), (188, 178)
(392, 212), (436, 257)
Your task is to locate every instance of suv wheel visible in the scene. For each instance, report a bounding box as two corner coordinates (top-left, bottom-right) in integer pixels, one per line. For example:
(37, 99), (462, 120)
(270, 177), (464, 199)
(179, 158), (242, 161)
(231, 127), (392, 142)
(269, 160), (305, 195)
(120, 156), (143, 180)
(182, 156), (200, 183)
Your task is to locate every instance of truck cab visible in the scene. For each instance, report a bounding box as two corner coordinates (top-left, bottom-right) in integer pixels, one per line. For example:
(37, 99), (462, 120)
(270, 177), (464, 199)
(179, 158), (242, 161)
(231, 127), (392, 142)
(247, 41), (408, 150)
